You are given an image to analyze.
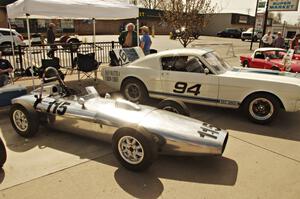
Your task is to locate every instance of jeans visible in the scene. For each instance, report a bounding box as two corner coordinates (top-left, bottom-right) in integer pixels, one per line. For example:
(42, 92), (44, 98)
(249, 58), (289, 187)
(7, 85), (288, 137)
(0, 74), (9, 87)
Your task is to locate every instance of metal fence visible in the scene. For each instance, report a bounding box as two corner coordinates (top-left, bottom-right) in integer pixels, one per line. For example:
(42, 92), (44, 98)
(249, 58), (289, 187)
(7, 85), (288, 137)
(1, 41), (121, 73)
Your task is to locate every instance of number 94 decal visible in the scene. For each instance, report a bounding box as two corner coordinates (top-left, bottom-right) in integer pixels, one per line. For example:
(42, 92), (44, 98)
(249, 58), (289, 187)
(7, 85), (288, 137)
(173, 82), (201, 96)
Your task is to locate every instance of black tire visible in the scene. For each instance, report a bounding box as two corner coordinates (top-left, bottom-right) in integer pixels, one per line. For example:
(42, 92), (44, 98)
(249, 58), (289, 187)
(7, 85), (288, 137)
(271, 66), (280, 71)
(158, 99), (190, 116)
(0, 138), (6, 168)
(241, 38), (245, 41)
(243, 93), (280, 124)
(10, 104), (39, 138)
(121, 79), (148, 103)
(242, 60), (249, 67)
(253, 36), (258, 42)
(112, 129), (157, 172)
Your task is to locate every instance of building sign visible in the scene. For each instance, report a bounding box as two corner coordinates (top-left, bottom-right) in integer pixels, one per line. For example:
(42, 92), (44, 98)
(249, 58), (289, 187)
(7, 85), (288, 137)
(255, 13), (265, 32)
(268, 0), (299, 11)
(239, 16), (248, 24)
(258, 0), (267, 13)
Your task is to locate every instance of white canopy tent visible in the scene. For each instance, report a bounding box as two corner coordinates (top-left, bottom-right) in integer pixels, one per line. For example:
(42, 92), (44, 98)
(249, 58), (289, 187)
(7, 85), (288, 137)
(6, 0), (139, 87)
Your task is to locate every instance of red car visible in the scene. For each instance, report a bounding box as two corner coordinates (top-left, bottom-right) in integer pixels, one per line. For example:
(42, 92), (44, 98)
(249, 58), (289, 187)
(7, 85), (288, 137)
(240, 48), (300, 72)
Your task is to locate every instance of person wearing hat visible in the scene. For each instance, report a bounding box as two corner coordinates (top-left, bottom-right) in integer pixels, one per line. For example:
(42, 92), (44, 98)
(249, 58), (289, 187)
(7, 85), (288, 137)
(47, 23), (57, 58)
(140, 26), (152, 55)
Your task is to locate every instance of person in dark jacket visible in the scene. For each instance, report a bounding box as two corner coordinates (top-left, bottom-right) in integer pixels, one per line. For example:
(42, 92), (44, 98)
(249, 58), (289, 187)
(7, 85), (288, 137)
(0, 51), (13, 87)
(118, 23), (138, 48)
(273, 32), (285, 48)
(47, 23), (57, 58)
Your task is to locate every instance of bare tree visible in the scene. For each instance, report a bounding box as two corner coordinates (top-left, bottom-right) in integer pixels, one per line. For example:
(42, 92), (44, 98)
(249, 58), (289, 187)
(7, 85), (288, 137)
(160, 0), (216, 47)
(139, 0), (163, 9)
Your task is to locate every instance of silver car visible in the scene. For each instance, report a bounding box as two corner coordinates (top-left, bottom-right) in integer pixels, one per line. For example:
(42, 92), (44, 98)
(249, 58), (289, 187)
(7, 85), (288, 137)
(9, 68), (228, 171)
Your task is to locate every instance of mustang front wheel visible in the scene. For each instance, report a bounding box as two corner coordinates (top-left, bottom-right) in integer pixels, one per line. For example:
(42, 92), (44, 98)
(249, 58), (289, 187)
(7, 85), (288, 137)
(112, 129), (157, 171)
(0, 138), (6, 168)
(121, 79), (148, 103)
(243, 94), (280, 124)
(10, 105), (39, 138)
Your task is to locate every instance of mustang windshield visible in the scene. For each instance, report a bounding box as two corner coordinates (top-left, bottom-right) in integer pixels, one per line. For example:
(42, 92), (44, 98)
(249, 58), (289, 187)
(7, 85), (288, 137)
(202, 52), (231, 74)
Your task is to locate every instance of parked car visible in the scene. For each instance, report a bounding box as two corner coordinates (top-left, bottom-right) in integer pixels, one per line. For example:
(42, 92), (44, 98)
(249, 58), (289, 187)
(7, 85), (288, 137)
(170, 28), (200, 40)
(217, 28), (241, 38)
(102, 48), (300, 124)
(241, 28), (262, 41)
(240, 48), (300, 72)
(9, 67), (228, 171)
(0, 28), (24, 47)
(0, 137), (6, 168)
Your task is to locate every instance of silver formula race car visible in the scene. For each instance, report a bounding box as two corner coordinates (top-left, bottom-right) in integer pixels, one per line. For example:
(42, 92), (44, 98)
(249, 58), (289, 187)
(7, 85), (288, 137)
(9, 67), (228, 171)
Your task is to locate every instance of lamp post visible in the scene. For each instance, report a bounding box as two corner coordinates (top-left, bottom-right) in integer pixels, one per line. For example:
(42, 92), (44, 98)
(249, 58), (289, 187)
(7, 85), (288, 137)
(250, 0), (260, 50)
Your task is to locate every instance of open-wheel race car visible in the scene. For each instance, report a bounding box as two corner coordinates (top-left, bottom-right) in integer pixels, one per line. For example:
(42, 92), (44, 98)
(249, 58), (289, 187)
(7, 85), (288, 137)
(9, 67), (228, 171)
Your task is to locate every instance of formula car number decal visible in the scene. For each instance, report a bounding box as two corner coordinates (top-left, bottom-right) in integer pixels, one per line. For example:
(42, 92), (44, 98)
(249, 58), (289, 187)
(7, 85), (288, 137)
(46, 101), (71, 115)
(173, 82), (201, 96)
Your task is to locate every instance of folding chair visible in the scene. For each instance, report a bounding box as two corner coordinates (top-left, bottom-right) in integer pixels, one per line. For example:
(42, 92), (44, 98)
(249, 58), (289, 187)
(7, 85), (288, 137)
(75, 53), (101, 81)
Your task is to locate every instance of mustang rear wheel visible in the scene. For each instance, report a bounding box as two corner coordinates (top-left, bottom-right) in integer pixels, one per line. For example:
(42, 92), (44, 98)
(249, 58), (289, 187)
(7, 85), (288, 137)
(112, 129), (157, 171)
(0, 138), (6, 168)
(121, 79), (148, 103)
(10, 105), (39, 138)
(158, 99), (190, 116)
(243, 94), (280, 124)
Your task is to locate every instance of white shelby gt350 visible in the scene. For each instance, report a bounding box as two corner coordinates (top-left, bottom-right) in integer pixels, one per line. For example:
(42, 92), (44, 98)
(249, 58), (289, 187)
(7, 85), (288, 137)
(102, 48), (300, 124)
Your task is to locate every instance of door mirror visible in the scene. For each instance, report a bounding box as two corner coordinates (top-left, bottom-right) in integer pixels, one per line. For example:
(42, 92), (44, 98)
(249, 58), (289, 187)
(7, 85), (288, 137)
(204, 68), (210, 75)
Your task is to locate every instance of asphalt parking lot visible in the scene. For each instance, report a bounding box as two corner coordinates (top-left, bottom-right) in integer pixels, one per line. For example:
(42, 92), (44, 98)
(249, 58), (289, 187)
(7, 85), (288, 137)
(0, 36), (299, 199)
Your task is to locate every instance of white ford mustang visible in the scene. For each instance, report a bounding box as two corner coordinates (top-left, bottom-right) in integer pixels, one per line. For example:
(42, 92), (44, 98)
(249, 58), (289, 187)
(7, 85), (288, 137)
(102, 48), (300, 124)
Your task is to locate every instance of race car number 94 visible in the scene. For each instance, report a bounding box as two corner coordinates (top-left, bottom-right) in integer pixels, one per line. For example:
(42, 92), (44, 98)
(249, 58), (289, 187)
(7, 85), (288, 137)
(173, 82), (201, 96)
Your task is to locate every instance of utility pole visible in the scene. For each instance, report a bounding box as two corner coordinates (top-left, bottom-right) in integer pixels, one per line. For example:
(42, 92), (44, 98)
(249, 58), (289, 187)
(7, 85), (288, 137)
(260, 0), (270, 47)
(250, 0), (259, 50)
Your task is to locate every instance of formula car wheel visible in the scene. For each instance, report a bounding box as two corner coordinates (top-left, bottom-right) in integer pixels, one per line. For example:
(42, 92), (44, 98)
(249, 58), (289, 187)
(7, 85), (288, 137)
(158, 99), (190, 116)
(122, 79), (148, 103)
(242, 60), (249, 67)
(112, 129), (157, 172)
(10, 105), (39, 138)
(0, 138), (6, 168)
(243, 93), (280, 124)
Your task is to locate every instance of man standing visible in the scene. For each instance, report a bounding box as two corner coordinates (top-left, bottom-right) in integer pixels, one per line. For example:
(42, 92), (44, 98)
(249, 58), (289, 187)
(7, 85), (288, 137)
(140, 26), (152, 55)
(262, 31), (273, 47)
(47, 23), (56, 58)
(0, 51), (13, 87)
(290, 33), (300, 51)
(118, 23), (138, 48)
(273, 32), (285, 48)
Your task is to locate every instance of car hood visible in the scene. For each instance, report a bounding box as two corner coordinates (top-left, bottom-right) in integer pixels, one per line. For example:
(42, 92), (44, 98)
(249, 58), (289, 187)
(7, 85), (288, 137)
(220, 67), (300, 86)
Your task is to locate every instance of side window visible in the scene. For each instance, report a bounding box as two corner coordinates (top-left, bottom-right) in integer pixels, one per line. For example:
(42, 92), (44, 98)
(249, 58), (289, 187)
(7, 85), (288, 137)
(0, 31), (11, 36)
(161, 56), (205, 73)
(254, 52), (265, 59)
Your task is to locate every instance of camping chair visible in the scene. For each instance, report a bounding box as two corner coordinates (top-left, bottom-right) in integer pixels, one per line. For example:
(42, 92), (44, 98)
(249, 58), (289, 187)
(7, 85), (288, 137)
(40, 57), (65, 80)
(75, 53), (101, 82)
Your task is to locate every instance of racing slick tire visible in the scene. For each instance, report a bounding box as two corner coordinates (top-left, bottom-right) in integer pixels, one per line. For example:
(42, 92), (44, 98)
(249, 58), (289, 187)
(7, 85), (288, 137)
(10, 104), (40, 138)
(242, 60), (249, 67)
(158, 99), (190, 116)
(112, 129), (157, 172)
(0, 138), (6, 168)
(243, 93), (280, 124)
(121, 79), (148, 103)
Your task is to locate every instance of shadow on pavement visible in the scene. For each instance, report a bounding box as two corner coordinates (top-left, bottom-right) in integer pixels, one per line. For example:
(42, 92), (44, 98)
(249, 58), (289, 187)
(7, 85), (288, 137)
(0, 169), (5, 184)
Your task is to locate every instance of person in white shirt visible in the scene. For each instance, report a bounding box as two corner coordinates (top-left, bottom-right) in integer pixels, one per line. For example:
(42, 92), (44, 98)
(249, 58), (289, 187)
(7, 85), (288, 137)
(262, 31), (273, 47)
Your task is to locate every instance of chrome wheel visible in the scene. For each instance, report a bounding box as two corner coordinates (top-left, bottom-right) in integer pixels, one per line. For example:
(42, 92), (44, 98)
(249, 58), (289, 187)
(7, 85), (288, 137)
(13, 110), (29, 132)
(249, 98), (274, 121)
(162, 106), (179, 114)
(118, 136), (144, 165)
(125, 83), (141, 102)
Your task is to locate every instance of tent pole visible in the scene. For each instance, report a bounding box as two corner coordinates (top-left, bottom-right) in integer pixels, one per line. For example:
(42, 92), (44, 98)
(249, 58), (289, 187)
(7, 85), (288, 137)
(8, 18), (16, 84)
(136, 18), (139, 46)
(26, 13), (35, 89)
(92, 18), (96, 52)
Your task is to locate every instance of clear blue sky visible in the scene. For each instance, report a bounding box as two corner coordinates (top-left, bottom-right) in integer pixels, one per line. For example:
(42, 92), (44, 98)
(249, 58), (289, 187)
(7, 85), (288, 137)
(211, 0), (300, 25)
